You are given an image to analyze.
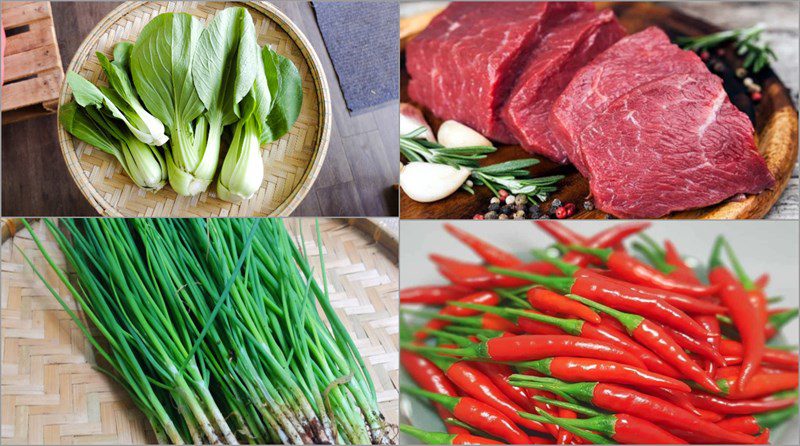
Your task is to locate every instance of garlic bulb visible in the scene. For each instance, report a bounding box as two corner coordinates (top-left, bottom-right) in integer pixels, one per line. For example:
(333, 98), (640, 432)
(437, 120), (493, 148)
(400, 162), (471, 203)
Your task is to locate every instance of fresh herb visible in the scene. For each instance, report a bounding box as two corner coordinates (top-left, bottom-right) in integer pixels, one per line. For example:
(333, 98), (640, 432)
(677, 24), (777, 73)
(401, 127), (563, 203)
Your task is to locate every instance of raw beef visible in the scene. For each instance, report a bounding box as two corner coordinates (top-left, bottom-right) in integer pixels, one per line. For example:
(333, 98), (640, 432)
(577, 73), (775, 218)
(550, 27), (709, 176)
(406, 1), (591, 143)
(501, 9), (626, 163)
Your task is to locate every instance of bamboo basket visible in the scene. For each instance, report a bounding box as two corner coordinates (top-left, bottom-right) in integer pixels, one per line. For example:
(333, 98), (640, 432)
(1, 2), (64, 124)
(1, 218), (399, 444)
(56, 1), (332, 217)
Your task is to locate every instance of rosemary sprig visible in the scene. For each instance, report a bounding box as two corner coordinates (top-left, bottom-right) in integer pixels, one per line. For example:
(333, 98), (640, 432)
(677, 24), (777, 73)
(401, 128), (563, 203)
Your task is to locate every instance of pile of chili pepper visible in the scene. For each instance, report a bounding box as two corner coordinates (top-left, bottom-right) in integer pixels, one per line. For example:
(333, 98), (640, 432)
(400, 222), (798, 445)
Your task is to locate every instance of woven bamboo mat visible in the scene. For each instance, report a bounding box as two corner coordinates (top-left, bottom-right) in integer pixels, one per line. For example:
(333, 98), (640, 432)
(57, 1), (331, 217)
(1, 219), (399, 444)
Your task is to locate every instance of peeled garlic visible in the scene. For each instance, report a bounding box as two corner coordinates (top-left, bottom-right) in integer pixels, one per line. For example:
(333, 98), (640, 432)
(437, 120), (493, 148)
(400, 103), (436, 142)
(400, 162), (471, 203)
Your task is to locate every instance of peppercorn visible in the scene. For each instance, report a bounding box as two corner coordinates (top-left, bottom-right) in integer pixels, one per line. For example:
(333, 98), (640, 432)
(555, 207), (568, 219)
(498, 190), (509, 200)
(551, 198), (562, 209)
(528, 205), (541, 219)
(716, 48), (726, 56)
(514, 195), (528, 206)
(513, 210), (526, 220)
(488, 202), (501, 212)
(583, 200), (594, 211)
(713, 62), (725, 72)
(505, 195), (516, 205)
(751, 91), (762, 101)
(485, 211), (499, 220)
(466, 180), (474, 188)
(473, 214), (484, 220)
(564, 202), (576, 216)
(700, 50), (710, 61)
(500, 205), (513, 215)
(735, 67), (747, 78)
(490, 197), (501, 205)
(498, 214), (509, 220)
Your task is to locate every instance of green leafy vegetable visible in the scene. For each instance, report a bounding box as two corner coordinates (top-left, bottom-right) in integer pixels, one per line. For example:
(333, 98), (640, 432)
(60, 101), (167, 190)
(217, 51), (270, 202)
(131, 12), (207, 195)
(96, 42), (167, 146)
(260, 45), (303, 144)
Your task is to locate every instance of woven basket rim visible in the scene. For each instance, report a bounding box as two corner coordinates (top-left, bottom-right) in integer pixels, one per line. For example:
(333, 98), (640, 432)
(56, 1), (332, 217)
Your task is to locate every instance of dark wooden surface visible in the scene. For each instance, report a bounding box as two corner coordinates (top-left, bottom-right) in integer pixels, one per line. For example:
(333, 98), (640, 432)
(1, 1), (398, 217)
(399, 1), (799, 220)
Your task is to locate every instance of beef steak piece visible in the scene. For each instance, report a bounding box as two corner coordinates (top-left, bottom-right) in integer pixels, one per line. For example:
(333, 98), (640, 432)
(501, 9), (625, 163)
(406, 1), (590, 143)
(578, 73), (775, 218)
(550, 27), (709, 176)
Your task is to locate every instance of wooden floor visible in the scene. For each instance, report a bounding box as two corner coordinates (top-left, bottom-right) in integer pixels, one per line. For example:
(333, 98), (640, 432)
(1, 1), (398, 217)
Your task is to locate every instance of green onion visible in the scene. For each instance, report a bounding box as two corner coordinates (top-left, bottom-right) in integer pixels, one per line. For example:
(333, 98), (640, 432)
(19, 218), (393, 445)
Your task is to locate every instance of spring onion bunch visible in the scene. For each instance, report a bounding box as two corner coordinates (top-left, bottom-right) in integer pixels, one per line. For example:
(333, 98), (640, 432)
(20, 218), (394, 445)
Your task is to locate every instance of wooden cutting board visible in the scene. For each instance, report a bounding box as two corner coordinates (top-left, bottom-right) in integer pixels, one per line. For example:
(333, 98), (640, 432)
(399, 2), (798, 219)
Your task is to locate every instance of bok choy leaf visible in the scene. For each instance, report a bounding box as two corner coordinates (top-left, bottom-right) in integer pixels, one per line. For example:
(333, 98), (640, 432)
(191, 7), (260, 198)
(96, 42), (168, 146)
(216, 49), (270, 203)
(60, 101), (167, 190)
(260, 46), (303, 144)
(130, 12), (207, 195)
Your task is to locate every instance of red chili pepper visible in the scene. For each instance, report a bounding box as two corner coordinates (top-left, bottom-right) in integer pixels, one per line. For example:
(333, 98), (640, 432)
(453, 302), (672, 375)
(660, 324), (726, 366)
(444, 224), (525, 268)
(567, 245), (718, 297)
(696, 315), (722, 375)
(708, 237), (766, 393)
(402, 385), (530, 444)
(754, 273), (770, 290)
(490, 266), (709, 339)
(400, 424), (504, 445)
(715, 406), (798, 434)
(720, 339), (799, 370)
(510, 378), (758, 444)
(535, 221), (587, 245)
(400, 284), (473, 305)
(416, 291), (500, 340)
(558, 222), (652, 267)
(400, 350), (468, 434)
(404, 334), (646, 368)
(519, 357), (690, 392)
(713, 370), (798, 400)
(519, 402), (689, 444)
(426, 355), (550, 433)
(643, 387), (705, 417)
(764, 308), (799, 339)
(432, 255), (531, 289)
(567, 294), (720, 393)
(467, 302), (681, 378)
(527, 288), (601, 324)
(408, 308), (520, 334)
(556, 406), (576, 445)
(470, 362), (537, 412)
(687, 392), (799, 415)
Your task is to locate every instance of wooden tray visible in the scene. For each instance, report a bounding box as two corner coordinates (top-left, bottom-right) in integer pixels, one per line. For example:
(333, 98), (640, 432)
(1, 2), (63, 124)
(399, 2), (799, 219)
(1, 218), (398, 444)
(57, 1), (332, 217)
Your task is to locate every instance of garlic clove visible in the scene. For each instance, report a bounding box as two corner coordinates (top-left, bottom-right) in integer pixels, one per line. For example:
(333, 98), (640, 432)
(400, 103), (436, 142)
(437, 120), (493, 148)
(400, 162), (471, 203)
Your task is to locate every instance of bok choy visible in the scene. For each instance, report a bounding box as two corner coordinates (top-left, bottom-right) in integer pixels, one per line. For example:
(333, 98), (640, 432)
(60, 101), (167, 190)
(96, 42), (168, 146)
(130, 13), (208, 196)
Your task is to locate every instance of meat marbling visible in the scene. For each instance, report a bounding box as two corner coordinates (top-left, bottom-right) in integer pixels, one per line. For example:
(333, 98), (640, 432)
(501, 9), (626, 162)
(406, 1), (591, 144)
(578, 73), (775, 218)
